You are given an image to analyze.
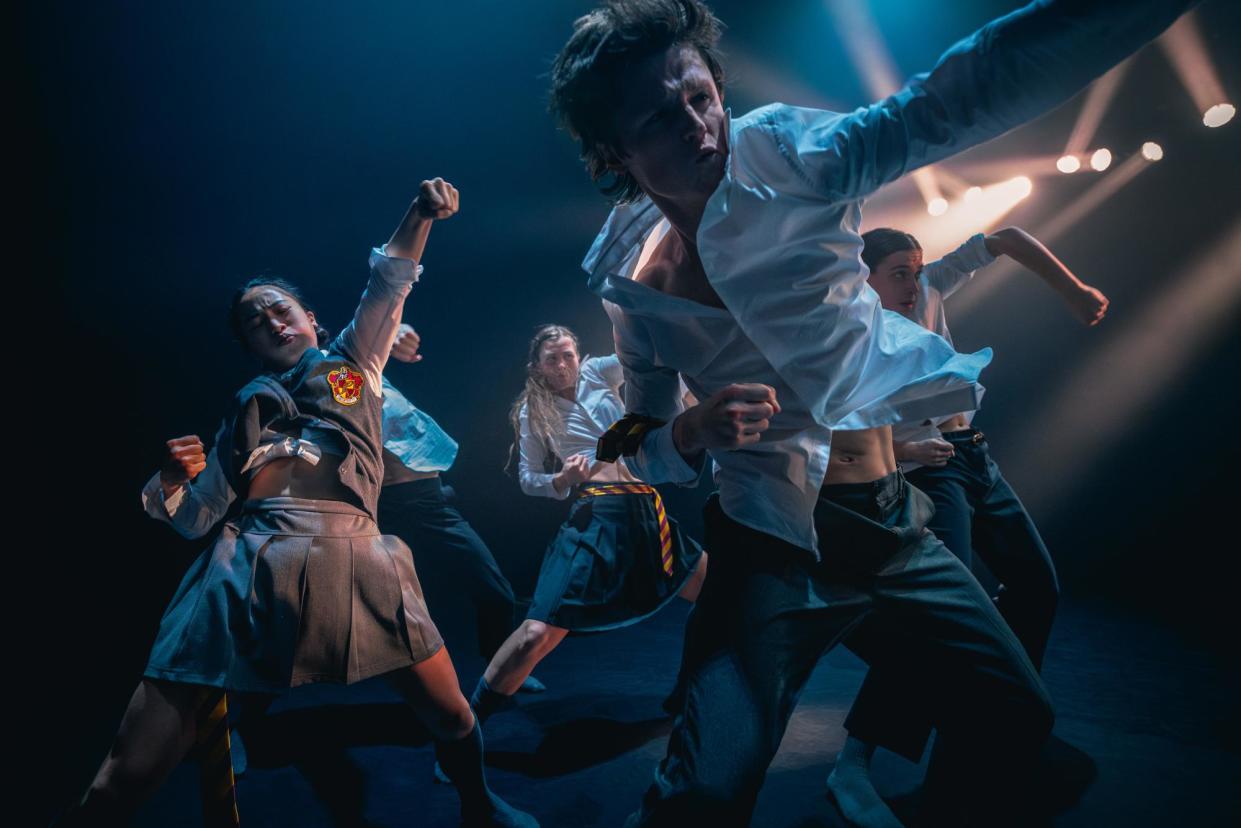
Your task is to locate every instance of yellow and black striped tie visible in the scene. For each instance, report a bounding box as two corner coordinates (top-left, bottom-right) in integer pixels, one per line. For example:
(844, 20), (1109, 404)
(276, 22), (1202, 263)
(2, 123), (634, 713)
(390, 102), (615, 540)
(196, 690), (240, 827)
(582, 483), (674, 576)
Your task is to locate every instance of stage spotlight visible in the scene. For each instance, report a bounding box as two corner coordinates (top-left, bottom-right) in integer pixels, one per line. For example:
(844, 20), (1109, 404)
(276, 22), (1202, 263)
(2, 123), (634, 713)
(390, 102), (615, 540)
(1090, 148), (1113, 171)
(1141, 142), (1164, 161)
(964, 186), (983, 203)
(1057, 155), (1081, 174)
(1203, 103), (1235, 128)
(927, 197), (949, 216)
(1012, 176), (1033, 198)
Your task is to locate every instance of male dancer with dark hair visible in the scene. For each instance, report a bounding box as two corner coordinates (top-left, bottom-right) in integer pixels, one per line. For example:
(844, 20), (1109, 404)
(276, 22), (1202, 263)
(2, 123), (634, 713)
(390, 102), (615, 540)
(548, 1), (1194, 824)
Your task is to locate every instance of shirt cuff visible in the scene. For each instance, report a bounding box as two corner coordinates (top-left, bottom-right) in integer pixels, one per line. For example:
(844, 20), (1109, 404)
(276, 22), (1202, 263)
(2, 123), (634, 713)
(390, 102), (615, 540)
(957, 233), (997, 271)
(628, 421), (703, 485)
(141, 473), (186, 517)
(370, 246), (425, 285)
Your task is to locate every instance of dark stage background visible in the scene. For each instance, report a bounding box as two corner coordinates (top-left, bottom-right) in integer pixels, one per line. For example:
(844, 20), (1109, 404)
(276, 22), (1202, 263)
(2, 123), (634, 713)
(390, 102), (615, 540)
(28, 0), (1239, 822)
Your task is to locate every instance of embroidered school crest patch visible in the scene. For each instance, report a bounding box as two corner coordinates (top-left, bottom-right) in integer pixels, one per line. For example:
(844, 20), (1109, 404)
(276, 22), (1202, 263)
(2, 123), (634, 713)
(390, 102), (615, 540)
(327, 366), (364, 406)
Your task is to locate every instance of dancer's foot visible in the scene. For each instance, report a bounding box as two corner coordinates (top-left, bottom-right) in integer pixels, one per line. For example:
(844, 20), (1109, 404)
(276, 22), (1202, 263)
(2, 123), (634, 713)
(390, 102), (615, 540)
(435, 723), (538, 827)
(826, 737), (903, 828)
(516, 675), (547, 694)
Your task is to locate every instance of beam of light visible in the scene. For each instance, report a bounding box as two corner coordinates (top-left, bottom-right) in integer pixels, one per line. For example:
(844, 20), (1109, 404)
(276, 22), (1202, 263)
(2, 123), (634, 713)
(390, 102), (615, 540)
(1063, 59), (1132, 155)
(1141, 141), (1164, 161)
(949, 154), (1075, 182)
(927, 197), (949, 216)
(725, 49), (847, 112)
(1002, 218), (1241, 513)
(863, 176), (1035, 261)
(947, 153), (1151, 318)
(1090, 148), (1113, 171)
(1057, 155), (1082, 174)
(824, 0), (942, 208)
(1157, 10), (1232, 121)
(1203, 103), (1235, 128)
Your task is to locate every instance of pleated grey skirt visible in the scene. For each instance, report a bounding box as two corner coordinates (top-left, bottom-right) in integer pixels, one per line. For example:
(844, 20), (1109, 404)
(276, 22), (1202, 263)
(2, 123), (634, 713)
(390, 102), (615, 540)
(526, 492), (705, 633)
(144, 497), (443, 693)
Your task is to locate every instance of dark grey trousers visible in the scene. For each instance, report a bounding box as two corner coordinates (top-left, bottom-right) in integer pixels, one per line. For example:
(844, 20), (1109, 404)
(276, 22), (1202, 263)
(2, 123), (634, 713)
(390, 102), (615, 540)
(627, 472), (1053, 827)
(845, 428), (1060, 760)
(377, 477), (517, 660)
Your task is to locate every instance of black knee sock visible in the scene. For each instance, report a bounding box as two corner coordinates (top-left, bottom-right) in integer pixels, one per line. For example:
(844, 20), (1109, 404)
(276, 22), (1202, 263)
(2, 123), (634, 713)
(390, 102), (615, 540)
(469, 676), (516, 723)
(434, 721), (493, 816)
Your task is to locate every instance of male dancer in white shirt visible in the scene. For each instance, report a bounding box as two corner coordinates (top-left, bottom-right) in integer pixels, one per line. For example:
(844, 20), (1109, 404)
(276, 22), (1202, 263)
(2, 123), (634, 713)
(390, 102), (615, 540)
(548, 1), (1195, 824)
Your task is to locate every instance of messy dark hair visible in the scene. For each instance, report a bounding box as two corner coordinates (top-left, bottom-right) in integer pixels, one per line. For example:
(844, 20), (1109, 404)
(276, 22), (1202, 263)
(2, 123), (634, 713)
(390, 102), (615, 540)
(549, 0), (726, 204)
(860, 228), (922, 272)
(228, 276), (331, 350)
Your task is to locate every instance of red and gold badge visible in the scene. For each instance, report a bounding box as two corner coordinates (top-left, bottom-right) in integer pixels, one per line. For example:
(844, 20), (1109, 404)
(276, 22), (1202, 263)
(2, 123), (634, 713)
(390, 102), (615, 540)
(327, 365), (364, 406)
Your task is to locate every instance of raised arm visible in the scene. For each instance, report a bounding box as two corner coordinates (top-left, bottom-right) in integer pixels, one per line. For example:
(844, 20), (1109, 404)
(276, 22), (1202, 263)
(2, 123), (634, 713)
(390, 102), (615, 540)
(984, 227), (1108, 325)
(338, 178), (459, 394)
(796, 0), (1195, 201)
(140, 429), (236, 539)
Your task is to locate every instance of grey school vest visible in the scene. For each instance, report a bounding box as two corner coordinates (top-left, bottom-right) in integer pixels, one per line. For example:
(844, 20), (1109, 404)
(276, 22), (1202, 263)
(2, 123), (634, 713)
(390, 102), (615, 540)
(220, 342), (385, 518)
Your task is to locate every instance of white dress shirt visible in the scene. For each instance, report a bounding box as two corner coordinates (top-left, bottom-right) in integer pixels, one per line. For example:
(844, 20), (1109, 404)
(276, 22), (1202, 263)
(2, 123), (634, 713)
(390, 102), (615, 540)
(141, 247), (420, 538)
(586, 0), (1188, 554)
(517, 355), (643, 500)
(894, 233), (996, 471)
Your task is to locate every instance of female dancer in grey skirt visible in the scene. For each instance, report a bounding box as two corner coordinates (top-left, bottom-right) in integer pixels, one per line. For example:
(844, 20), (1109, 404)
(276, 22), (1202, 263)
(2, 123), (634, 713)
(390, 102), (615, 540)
(66, 179), (537, 828)
(466, 324), (708, 722)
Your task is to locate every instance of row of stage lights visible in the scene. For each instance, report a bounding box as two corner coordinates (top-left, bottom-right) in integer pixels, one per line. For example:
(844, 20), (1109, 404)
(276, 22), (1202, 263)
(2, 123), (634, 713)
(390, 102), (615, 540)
(926, 101), (1233, 215)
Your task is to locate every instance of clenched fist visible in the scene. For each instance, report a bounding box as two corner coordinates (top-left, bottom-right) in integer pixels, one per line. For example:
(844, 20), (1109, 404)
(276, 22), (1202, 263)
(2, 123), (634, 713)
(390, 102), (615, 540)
(160, 435), (207, 495)
(554, 454), (596, 492)
(674, 383), (780, 454)
(414, 177), (459, 220)
(391, 324), (423, 363)
(1067, 284), (1109, 327)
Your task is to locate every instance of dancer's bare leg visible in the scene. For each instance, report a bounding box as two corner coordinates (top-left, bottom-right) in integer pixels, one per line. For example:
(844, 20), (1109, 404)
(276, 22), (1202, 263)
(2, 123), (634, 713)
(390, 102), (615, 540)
(677, 552), (709, 603)
(77, 679), (211, 821)
(482, 620), (570, 696)
(387, 647), (538, 827)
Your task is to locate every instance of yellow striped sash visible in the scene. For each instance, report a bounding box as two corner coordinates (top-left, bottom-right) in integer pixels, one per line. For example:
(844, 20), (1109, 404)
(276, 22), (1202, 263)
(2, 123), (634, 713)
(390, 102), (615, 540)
(195, 690), (240, 827)
(580, 484), (674, 576)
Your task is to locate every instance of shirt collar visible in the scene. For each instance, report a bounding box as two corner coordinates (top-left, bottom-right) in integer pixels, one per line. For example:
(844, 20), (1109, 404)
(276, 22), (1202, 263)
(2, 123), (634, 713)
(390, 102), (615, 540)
(583, 110), (736, 319)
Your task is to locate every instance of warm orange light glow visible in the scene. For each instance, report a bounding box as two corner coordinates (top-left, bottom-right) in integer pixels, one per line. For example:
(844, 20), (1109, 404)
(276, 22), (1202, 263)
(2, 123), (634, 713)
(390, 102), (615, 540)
(1203, 103), (1235, 128)
(1057, 155), (1082, 174)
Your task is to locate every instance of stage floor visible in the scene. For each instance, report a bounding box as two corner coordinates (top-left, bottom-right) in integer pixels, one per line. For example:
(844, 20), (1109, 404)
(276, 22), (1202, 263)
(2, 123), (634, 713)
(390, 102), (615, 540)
(129, 597), (1238, 827)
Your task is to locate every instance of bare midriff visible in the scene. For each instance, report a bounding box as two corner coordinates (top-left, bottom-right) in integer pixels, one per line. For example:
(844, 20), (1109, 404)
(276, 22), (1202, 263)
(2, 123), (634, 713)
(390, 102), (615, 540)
(824, 426), (899, 485)
(936, 413), (971, 434)
(248, 454), (355, 501)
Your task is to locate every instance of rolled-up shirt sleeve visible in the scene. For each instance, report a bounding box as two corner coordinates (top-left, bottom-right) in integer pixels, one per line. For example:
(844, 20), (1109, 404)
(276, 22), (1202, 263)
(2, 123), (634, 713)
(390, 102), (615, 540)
(788, 0), (1194, 202)
(517, 405), (570, 500)
(140, 442), (236, 540)
(923, 233), (996, 298)
(335, 247), (421, 396)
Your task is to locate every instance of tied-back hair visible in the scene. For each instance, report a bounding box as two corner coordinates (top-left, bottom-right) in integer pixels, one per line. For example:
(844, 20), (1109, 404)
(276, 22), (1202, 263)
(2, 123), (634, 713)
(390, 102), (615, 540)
(860, 228), (922, 272)
(228, 276), (332, 350)
(549, 0), (726, 204)
(506, 324), (582, 476)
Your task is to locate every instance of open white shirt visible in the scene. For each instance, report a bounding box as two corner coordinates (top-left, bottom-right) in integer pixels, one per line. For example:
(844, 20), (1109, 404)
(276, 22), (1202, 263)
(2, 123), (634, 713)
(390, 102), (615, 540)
(517, 355), (643, 500)
(894, 233), (997, 471)
(586, 0), (1187, 554)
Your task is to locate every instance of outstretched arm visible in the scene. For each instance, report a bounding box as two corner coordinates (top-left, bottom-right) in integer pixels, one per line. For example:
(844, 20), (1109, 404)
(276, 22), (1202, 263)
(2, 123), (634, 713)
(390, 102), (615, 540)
(985, 227), (1108, 326)
(797, 0), (1196, 201)
(340, 178), (459, 393)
